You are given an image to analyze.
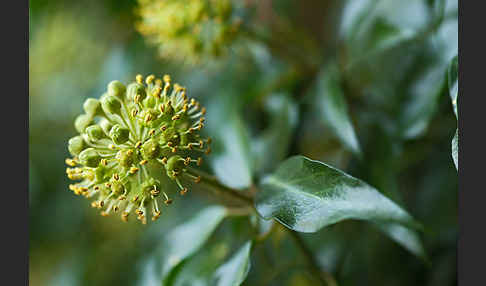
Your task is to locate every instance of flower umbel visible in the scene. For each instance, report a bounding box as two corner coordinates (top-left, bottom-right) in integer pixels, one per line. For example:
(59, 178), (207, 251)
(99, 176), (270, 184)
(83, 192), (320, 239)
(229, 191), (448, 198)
(66, 74), (211, 223)
(136, 0), (242, 64)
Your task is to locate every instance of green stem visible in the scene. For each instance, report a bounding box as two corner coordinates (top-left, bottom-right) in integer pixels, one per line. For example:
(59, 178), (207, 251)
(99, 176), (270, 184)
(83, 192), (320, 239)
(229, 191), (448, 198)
(189, 168), (254, 205)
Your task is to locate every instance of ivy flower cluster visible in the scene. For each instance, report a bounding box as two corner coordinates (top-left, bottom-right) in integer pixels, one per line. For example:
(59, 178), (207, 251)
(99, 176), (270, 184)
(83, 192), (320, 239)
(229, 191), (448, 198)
(136, 0), (242, 64)
(66, 74), (211, 223)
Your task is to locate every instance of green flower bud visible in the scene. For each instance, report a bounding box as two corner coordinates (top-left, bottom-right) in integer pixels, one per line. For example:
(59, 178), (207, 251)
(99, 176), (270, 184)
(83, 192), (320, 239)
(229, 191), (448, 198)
(74, 114), (93, 133)
(101, 94), (122, 115)
(127, 82), (147, 102)
(83, 98), (103, 117)
(108, 80), (126, 99)
(66, 74), (210, 224)
(78, 148), (101, 168)
(166, 155), (184, 179)
(116, 149), (134, 168)
(99, 118), (113, 135)
(141, 139), (160, 160)
(94, 165), (109, 183)
(111, 181), (125, 195)
(86, 125), (106, 141)
(109, 124), (130, 145)
(68, 136), (86, 156)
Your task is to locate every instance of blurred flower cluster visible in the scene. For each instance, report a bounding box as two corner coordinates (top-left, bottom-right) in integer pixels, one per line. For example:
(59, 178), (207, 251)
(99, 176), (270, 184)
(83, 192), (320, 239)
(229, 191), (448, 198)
(136, 0), (243, 64)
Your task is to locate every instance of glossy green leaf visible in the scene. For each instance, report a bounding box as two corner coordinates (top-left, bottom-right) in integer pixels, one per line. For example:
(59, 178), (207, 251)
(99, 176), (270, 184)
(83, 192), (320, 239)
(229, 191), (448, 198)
(139, 206), (227, 285)
(214, 241), (253, 286)
(448, 55), (458, 171)
(255, 155), (421, 233)
(316, 64), (361, 155)
(452, 129), (458, 170)
(253, 93), (298, 174)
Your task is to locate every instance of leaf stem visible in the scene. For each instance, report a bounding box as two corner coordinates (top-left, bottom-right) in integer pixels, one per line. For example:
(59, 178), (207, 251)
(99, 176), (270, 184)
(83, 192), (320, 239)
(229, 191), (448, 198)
(189, 168), (254, 205)
(288, 230), (338, 286)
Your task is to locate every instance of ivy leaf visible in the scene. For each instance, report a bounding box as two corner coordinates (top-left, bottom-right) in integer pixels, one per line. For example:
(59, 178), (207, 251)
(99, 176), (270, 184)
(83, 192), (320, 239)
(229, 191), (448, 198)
(452, 129), (458, 170)
(448, 55), (458, 170)
(316, 64), (361, 156)
(255, 156), (423, 256)
(138, 206), (227, 285)
(214, 241), (253, 286)
(253, 94), (298, 174)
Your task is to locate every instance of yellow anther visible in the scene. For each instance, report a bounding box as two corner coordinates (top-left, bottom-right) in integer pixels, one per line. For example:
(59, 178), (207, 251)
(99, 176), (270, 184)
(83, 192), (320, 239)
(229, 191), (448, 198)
(132, 109), (138, 117)
(164, 199), (173, 205)
(129, 167), (139, 174)
(180, 188), (188, 195)
(152, 211), (161, 221)
(135, 141), (142, 148)
(153, 86), (162, 98)
(197, 157), (203, 166)
(163, 74), (171, 83)
(161, 157), (168, 164)
(113, 173), (120, 180)
(109, 144), (116, 150)
(132, 196), (139, 202)
(140, 159), (148, 165)
(101, 159), (108, 166)
(145, 113), (153, 123)
(171, 114), (180, 121)
(205, 147), (212, 155)
(194, 176), (201, 183)
(184, 157), (191, 166)
(136, 74), (143, 84)
(65, 158), (76, 167)
(121, 212), (129, 222)
(146, 74), (155, 84)
(149, 129), (156, 136)
(201, 107), (206, 115)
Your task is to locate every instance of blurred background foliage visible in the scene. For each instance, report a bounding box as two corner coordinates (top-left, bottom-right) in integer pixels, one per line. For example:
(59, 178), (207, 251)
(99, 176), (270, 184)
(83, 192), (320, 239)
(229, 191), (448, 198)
(29, 0), (457, 285)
